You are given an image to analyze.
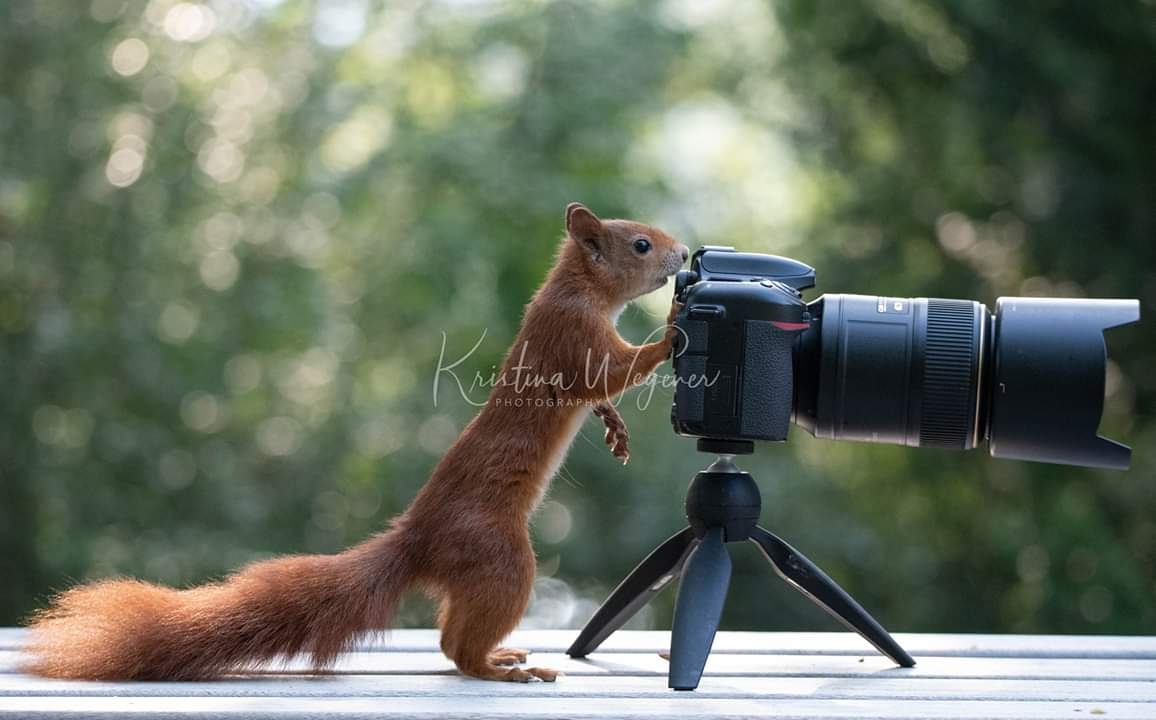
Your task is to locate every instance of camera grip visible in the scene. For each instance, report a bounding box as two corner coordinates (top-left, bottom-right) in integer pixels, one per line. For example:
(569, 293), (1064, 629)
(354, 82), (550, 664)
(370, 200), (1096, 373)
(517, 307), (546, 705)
(740, 320), (799, 441)
(673, 318), (708, 425)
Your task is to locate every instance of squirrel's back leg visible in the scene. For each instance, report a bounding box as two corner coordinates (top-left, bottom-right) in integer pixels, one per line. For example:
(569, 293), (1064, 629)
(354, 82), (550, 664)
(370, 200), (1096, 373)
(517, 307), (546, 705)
(438, 550), (557, 682)
(438, 597), (528, 667)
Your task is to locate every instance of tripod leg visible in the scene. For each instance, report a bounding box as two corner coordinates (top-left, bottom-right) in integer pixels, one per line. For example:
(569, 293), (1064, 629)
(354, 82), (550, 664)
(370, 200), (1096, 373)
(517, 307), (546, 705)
(567, 527), (697, 658)
(669, 526), (731, 690)
(749, 526), (915, 668)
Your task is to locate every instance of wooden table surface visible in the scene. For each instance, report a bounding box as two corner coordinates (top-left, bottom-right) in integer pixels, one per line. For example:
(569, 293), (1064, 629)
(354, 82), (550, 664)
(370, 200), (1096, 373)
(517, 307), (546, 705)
(2, 628), (1155, 718)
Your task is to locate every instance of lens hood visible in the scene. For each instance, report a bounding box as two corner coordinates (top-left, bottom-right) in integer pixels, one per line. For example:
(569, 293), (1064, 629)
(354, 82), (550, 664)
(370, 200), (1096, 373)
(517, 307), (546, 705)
(987, 297), (1140, 469)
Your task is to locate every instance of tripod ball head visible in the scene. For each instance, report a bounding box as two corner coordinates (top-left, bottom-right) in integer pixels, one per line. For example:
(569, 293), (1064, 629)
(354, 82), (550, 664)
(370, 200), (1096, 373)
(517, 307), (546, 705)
(686, 456), (761, 542)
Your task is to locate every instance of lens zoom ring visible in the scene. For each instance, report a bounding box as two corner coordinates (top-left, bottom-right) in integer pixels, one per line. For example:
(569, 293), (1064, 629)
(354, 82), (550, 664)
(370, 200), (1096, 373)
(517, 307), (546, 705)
(920, 299), (976, 448)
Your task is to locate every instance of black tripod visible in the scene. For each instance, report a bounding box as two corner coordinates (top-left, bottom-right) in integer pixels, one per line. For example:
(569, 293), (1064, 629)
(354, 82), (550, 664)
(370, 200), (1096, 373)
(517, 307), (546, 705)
(567, 439), (915, 690)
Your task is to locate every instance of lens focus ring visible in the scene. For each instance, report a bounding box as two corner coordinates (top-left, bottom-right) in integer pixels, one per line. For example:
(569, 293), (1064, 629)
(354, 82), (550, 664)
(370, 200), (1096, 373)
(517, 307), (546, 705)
(919, 299), (980, 449)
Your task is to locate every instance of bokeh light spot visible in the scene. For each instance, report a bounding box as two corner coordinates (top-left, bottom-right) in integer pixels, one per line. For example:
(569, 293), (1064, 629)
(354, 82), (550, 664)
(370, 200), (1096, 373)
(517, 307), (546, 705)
(163, 2), (217, 42)
(197, 138), (245, 183)
(313, 0), (367, 48)
(105, 147), (144, 188)
(1015, 544), (1050, 583)
(180, 391), (224, 433)
(353, 417), (402, 459)
(224, 353), (262, 394)
(1079, 585), (1114, 624)
(157, 301), (200, 344)
(191, 43), (232, 83)
(91, 0), (128, 23)
(32, 406), (94, 449)
(257, 416), (304, 456)
(110, 38), (150, 77)
(535, 500), (573, 544)
(197, 211), (243, 251)
(936, 212), (977, 255)
(199, 249), (240, 291)
(474, 44), (529, 102)
(417, 414), (458, 455)
(319, 106), (393, 174)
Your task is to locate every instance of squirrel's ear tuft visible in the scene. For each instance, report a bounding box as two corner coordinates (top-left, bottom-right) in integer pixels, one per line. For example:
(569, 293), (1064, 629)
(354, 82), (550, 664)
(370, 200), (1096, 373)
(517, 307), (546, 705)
(565, 203), (604, 260)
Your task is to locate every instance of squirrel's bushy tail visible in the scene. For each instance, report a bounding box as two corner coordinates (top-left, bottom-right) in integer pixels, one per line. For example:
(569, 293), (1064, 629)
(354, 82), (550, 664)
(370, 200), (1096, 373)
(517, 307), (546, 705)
(22, 531), (413, 680)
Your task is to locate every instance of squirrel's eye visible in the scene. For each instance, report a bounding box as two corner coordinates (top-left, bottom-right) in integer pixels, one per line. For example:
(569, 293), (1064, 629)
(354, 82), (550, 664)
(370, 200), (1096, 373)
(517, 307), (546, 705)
(632, 237), (652, 254)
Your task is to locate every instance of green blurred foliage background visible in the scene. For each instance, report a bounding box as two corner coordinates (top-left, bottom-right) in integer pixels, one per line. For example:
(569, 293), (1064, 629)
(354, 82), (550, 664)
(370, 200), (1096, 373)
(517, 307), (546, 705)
(2, 0), (1153, 635)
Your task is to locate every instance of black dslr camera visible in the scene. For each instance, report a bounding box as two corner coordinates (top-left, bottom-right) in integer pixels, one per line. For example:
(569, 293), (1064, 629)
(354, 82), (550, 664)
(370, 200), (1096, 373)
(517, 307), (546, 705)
(671, 246), (1140, 469)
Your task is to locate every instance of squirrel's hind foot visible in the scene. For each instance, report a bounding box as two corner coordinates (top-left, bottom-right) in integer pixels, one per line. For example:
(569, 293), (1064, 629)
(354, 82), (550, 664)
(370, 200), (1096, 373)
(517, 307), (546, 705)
(461, 663), (560, 682)
(507, 666), (560, 682)
(487, 647), (531, 665)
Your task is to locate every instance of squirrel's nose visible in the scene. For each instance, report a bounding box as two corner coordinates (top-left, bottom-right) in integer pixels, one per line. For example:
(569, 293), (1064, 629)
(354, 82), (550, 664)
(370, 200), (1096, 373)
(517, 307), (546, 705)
(680, 246), (690, 262)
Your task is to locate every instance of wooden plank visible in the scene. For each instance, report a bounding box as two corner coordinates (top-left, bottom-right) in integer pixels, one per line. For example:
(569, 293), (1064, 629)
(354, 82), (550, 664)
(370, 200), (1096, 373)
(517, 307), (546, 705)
(1, 673), (1154, 703)
(5, 628), (1155, 718)
(5, 629), (1156, 658)
(4, 650), (1156, 681)
(0, 696), (1152, 719)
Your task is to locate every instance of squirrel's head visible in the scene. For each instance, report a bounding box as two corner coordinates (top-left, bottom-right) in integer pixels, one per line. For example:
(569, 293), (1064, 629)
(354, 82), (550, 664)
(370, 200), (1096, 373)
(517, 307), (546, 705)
(564, 202), (689, 305)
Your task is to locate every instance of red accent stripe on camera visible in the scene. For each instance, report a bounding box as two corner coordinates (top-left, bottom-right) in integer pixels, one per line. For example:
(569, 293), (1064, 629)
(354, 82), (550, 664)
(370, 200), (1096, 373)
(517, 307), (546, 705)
(771, 321), (810, 331)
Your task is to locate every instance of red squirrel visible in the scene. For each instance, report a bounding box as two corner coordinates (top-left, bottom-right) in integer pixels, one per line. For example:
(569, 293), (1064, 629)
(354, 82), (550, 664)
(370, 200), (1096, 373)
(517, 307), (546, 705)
(24, 203), (689, 683)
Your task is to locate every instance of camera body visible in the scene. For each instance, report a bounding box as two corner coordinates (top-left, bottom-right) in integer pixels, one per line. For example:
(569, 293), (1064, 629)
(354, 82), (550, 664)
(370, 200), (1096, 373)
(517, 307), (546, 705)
(672, 247), (814, 442)
(671, 246), (1140, 470)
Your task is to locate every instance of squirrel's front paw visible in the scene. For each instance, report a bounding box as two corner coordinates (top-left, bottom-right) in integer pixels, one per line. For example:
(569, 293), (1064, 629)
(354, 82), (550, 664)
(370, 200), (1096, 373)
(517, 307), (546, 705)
(593, 403), (630, 464)
(664, 302), (684, 356)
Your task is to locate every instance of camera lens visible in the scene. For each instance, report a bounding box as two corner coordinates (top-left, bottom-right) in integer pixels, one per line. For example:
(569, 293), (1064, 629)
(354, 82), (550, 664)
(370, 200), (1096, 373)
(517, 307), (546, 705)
(793, 294), (1138, 469)
(793, 295), (986, 449)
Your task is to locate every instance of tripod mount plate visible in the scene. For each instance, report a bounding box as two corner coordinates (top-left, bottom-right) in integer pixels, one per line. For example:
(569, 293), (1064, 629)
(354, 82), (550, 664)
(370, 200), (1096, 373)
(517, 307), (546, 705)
(696, 438), (755, 455)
